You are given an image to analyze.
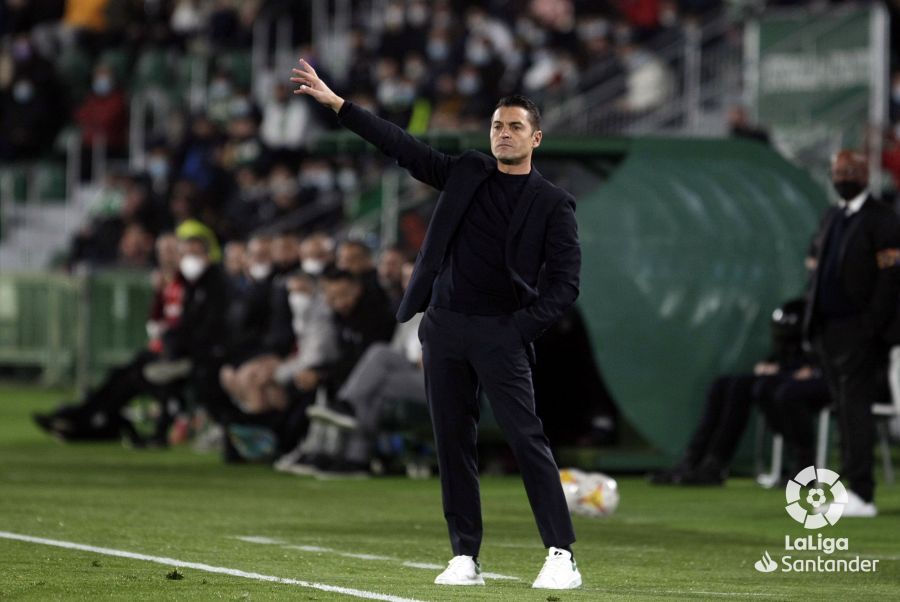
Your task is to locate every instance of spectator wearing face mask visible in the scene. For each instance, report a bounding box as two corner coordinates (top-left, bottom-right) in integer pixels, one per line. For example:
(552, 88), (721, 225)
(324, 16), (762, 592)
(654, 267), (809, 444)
(154, 234), (234, 424)
(0, 35), (64, 160)
(298, 232), (336, 277)
(277, 266), (397, 474)
(73, 63), (128, 177)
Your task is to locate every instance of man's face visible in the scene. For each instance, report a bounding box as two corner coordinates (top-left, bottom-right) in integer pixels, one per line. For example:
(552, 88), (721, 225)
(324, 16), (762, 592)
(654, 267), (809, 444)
(156, 235), (180, 272)
(831, 151), (869, 187)
(247, 237), (272, 266)
(377, 250), (404, 285)
(322, 278), (362, 317)
(271, 235), (299, 269)
(490, 106), (541, 166)
(337, 244), (372, 275)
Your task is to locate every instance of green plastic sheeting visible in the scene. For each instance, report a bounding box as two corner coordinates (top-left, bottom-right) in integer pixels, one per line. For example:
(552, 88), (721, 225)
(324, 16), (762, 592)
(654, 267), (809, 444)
(574, 138), (826, 458)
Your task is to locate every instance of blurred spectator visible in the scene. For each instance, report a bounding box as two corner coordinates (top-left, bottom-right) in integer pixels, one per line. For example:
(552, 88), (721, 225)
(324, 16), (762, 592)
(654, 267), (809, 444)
(376, 245), (406, 314)
(73, 63), (128, 170)
(60, 0), (111, 54)
(0, 74), (60, 160)
(302, 262), (423, 477)
(34, 233), (185, 445)
(617, 42), (674, 114)
(223, 238), (249, 289)
(276, 266), (396, 474)
(260, 81), (319, 160)
(117, 222), (155, 268)
(650, 298), (830, 486)
(298, 231), (335, 276)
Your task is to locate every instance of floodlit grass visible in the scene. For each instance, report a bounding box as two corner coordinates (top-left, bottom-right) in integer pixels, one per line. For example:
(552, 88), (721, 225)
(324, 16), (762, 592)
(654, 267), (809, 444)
(1, 384), (898, 601)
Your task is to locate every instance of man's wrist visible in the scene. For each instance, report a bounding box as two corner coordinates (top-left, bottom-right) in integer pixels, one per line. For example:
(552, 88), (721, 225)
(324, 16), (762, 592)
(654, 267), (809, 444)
(332, 97), (345, 113)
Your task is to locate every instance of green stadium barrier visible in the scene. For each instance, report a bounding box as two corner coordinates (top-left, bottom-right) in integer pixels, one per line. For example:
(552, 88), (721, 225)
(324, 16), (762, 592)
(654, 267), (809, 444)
(85, 270), (155, 384)
(0, 273), (81, 385)
(573, 138), (825, 462)
(0, 271), (154, 387)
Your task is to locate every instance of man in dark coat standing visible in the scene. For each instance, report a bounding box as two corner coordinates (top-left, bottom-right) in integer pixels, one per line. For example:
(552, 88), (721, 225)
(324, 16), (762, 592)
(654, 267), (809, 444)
(292, 58), (582, 590)
(804, 149), (900, 518)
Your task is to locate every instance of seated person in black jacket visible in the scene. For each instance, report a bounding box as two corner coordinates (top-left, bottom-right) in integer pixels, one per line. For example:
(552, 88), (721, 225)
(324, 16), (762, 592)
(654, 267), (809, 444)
(156, 235), (233, 424)
(650, 298), (831, 485)
(276, 266), (397, 473)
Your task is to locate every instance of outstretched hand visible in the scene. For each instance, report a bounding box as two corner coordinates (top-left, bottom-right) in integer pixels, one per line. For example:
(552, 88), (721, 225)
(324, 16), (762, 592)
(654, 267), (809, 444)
(291, 58), (344, 113)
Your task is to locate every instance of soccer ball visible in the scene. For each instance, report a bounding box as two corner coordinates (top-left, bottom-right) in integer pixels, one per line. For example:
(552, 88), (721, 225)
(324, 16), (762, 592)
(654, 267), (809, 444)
(559, 468), (586, 509)
(560, 470), (619, 517)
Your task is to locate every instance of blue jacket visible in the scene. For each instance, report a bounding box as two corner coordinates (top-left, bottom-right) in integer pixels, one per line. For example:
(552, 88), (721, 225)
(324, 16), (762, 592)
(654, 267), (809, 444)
(337, 101), (581, 346)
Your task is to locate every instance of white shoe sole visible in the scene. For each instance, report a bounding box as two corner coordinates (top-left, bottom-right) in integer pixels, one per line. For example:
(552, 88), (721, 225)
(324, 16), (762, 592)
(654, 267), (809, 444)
(434, 577), (485, 586)
(306, 405), (359, 430)
(532, 572), (582, 589)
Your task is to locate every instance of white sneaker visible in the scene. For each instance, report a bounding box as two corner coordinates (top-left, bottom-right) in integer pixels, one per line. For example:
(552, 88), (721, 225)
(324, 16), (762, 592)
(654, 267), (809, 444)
(842, 490), (877, 518)
(434, 555), (484, 585)
(532, 547), (582, 590)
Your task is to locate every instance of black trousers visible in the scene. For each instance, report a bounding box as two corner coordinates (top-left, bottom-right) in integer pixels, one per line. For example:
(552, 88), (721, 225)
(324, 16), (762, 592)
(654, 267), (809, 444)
(768, 377), (831, 472)
(684, 373), (765, 466)
(813, 317), (885, 503)
(420, 306), (575, 558)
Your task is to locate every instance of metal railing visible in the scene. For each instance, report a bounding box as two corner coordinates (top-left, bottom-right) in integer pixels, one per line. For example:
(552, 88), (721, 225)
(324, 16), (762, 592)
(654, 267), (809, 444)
(543, 14), (742, 137)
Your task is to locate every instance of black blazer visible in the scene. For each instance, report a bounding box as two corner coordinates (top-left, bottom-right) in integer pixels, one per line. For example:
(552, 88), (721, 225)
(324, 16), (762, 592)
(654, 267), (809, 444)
(804, 196), (900, 341)
(337, 102), (581, 345)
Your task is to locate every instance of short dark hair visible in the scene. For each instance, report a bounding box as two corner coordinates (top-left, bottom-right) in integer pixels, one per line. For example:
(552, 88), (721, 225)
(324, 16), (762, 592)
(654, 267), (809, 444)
(320, 265), (358, 284)
(494, 95), (541, 130)
(339, 239), (373, 258)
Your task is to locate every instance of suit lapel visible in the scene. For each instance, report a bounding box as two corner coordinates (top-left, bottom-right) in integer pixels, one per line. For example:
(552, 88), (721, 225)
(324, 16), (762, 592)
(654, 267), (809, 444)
(420, 158), (492, 269)
(836, 195), (872, 268)
(506, 167), (543, 256)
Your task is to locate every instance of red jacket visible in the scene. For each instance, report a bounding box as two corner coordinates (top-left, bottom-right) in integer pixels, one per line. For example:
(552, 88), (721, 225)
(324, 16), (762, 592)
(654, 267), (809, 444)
(74, 89), (128, 149)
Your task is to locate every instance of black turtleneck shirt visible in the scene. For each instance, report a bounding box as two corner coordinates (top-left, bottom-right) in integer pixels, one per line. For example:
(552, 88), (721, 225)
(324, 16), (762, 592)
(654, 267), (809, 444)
(431, 169), (529, 315)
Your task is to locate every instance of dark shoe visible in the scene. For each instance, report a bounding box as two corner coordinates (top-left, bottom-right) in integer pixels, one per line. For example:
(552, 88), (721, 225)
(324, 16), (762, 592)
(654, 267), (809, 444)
(679, 457), (726, 486)
(648, 460), (694, 485)
(314, 458), (371, 480)
(306, 400), (358, 430)
(282, 452), (329, 476)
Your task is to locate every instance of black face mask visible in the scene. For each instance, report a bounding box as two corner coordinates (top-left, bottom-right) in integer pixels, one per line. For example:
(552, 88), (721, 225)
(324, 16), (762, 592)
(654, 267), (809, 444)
(833, 180), (865, 201)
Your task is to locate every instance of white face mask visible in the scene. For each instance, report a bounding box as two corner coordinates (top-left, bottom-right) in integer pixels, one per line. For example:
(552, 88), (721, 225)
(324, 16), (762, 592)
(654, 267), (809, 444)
(288, 291), (313, 317)
(248, 262), (272, 281)
(180, 255), (207, 282)
(302, 258), (325, 275)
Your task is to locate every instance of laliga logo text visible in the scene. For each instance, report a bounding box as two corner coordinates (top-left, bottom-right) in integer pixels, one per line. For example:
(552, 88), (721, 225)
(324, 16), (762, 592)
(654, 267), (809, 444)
(752, 466), (879, 574)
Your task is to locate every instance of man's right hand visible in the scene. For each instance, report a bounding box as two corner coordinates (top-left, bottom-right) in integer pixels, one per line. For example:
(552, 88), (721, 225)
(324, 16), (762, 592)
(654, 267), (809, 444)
(291, 58), (345, 113)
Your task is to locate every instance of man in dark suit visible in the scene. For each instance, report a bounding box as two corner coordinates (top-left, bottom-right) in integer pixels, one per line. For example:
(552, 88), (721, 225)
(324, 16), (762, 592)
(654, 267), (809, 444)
(804, 149), (900, 518)
(291, 59), (582, 590)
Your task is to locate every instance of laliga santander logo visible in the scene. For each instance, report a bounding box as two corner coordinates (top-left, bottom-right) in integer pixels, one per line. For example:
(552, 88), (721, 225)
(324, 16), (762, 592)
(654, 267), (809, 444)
(784, 465), (847, 529)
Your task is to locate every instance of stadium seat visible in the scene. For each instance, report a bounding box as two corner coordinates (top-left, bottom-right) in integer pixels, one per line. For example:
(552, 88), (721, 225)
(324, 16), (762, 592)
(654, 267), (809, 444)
(0, 165), (29, 204)
(33, 161), (67, 202)
(134, 49), (172, 94)
(218, 50), (253, 90)
(98, 48), (133, 90)
(756, 403), (897, 488)
(56, 49), (93, 103)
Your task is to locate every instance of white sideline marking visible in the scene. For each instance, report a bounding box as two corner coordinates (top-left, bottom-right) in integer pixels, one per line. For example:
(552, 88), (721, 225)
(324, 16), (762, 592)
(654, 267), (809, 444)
(241, 536), (520, 580)
(0, 531), (424, 602)
(234, 536), (285, 545)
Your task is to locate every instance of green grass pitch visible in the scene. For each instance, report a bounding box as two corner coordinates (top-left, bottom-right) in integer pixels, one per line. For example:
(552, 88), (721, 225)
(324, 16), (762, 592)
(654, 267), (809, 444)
(1, 384), (898, 600)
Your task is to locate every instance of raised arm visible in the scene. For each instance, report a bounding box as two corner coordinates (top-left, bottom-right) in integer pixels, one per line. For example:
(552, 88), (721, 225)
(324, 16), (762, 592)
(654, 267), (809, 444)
(291, 58), (457, 190)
